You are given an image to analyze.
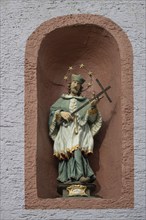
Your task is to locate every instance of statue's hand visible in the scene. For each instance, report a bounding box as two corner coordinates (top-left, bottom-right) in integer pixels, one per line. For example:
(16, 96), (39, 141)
(91, 96), (103, 107)
(91, 99), (98, 107)
(60, 112), (73, 122)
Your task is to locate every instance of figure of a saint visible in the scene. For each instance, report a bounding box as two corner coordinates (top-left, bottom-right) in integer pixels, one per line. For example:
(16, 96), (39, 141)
(49, 74), (102, 184)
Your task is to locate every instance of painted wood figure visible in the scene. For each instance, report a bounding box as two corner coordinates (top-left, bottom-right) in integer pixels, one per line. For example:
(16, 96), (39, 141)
(49, 73), (102, 184)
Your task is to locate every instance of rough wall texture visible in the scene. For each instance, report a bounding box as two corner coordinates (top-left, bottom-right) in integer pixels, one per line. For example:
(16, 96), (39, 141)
(0, 0), (145, 219)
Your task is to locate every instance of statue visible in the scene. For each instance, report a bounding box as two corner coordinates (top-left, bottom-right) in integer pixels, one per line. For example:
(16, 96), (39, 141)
(48, 73), (103, 185)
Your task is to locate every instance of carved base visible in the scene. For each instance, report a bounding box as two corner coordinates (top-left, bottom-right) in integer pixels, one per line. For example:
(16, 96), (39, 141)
(57, 182), (96, 197)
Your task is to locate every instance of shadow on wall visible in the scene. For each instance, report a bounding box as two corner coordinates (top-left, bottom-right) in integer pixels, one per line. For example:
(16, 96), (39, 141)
(36, 24), (122, 199)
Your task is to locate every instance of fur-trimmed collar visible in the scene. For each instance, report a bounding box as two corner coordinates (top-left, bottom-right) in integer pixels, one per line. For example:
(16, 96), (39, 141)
(61, 94), (86, 100)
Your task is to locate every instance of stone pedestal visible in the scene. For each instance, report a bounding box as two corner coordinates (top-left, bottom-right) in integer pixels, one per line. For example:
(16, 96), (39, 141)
(57, 182), (96, 197)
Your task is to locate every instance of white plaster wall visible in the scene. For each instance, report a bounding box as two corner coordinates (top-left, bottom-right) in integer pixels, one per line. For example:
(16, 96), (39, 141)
(0, 0), (145, 219)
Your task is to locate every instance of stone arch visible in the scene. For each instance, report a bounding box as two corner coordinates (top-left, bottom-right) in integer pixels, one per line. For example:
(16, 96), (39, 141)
(25, 14), (133, 208)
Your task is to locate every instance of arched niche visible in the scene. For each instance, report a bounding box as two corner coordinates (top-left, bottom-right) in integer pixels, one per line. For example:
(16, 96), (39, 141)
(25, 14), (133, 209)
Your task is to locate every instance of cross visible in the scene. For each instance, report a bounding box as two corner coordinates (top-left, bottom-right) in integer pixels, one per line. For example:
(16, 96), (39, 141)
(96, 78), (112, 103)
(71, 79), (112, 116)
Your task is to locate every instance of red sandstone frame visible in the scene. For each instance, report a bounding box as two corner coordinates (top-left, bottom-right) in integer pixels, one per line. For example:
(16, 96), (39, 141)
(25, 14), (133, 209)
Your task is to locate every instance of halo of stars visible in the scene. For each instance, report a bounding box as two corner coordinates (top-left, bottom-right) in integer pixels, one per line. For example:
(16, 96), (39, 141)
(63, 64), (95, 92)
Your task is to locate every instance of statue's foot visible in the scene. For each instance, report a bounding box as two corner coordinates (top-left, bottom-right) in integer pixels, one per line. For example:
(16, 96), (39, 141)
(89, 175), (96, 183)
(64, 179), (72, 184)
(79, 176), (90, 183)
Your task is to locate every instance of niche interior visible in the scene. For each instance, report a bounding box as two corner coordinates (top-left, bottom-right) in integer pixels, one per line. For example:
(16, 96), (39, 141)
(25, 14), (133, 209)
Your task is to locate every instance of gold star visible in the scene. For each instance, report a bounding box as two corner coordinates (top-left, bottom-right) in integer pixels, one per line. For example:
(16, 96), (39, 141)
(68, 66), (73, 71)
(87, 82), (92, 87)
(80, 64), (84, 68)
(88, 71), (92, 76)
(64, 75), (68, 80)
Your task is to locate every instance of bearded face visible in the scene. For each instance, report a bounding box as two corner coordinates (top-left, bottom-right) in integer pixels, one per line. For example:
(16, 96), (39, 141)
(70, 80), (81, 95)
